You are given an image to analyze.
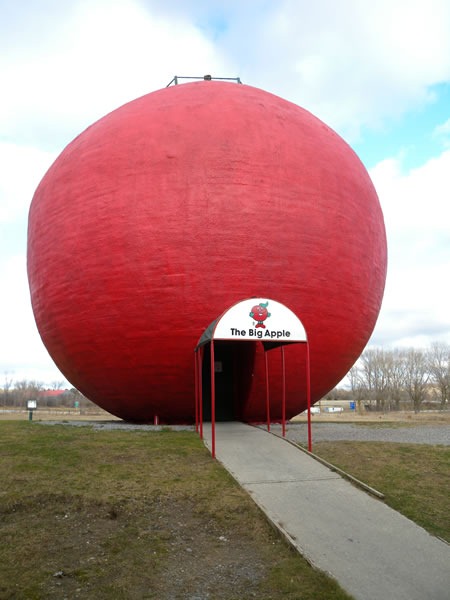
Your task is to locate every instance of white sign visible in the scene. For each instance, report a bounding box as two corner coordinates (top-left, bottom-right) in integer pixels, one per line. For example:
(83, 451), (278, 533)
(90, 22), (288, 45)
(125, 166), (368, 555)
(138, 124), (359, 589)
(213, 298), (307, 342)
(27, 400), (37, 409)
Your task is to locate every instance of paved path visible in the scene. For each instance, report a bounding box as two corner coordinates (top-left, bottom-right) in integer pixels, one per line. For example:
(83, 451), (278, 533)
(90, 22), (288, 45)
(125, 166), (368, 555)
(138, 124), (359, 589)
(202, 422), (450, 600)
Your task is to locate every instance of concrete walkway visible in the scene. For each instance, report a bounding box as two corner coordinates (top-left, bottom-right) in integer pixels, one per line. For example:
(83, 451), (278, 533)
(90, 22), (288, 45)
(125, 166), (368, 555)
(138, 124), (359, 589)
(202, 422), (450, 600)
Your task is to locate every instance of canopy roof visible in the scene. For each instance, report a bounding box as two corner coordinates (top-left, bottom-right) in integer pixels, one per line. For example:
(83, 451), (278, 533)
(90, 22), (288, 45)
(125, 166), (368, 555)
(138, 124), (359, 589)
(196, 298), (307, 350)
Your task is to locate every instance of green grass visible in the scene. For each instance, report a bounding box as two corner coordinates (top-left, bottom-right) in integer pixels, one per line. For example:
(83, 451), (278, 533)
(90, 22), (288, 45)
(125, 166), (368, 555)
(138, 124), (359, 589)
(312, 441), (450, 541)
(0, 422), (351, 599)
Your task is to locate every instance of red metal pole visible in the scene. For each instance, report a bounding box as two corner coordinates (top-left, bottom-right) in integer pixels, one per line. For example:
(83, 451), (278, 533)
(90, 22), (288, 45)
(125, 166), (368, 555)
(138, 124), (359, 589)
(265, 351), (270, 432)
(306, 342), (312, 452)
(194, 351), (199, 434)
(199, 346), (203, 440)
(210, 341), (216, 459)
(281, 346), (286, 437)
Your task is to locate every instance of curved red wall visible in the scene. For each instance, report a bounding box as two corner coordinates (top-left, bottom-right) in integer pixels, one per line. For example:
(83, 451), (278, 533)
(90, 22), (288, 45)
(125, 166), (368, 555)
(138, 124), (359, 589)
(27, 81), (387, 422)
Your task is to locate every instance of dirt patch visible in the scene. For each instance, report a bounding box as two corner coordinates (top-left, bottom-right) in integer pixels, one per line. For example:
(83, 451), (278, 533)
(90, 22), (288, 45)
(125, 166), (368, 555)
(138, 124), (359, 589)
(1, 494), (271, 599)
(0, 423), (351, 599)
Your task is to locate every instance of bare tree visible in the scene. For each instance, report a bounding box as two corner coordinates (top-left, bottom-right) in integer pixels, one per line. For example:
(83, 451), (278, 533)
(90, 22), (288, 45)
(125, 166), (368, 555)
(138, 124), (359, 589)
(11, 380), (44, 407)
(348, 363), (366, 412)
(2, 372), (14, 406)
(403, 348), (429, 413)
(387, 349), (408, 411)
(50, 380), (65, 391)
(360, 348), (391, 411)
(427, 342), (450, 409)
(342, 343), (450, 413)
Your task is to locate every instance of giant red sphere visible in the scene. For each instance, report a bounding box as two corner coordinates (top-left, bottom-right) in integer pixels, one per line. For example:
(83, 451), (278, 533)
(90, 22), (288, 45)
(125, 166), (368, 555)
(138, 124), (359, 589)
(27, 81), (387, 422)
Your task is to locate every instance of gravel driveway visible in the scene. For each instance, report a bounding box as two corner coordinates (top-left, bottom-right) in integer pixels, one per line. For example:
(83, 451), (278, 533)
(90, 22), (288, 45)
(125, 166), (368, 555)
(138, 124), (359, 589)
(274, 422), (450, 445)
(40, 420), (450, 445)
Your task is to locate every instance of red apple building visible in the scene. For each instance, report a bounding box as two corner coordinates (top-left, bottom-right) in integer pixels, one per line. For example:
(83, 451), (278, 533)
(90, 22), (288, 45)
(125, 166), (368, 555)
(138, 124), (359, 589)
(27, 81), (387, 423)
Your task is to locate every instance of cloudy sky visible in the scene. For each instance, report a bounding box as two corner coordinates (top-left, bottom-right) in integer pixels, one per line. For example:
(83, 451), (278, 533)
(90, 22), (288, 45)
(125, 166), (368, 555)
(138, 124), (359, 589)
(1, 0), (449, 386)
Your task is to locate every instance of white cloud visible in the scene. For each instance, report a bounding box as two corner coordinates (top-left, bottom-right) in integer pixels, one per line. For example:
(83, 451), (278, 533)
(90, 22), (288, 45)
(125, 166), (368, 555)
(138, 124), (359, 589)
(0, 142), (65, 385)
(433, 118), (450, 148)
(0, 254), (67, 384)
(372, 151), (450, 225)
(0, 0), (235, 149)
(3, 0), (450, 147)
(0, 143), (55, 224)
(369, 149), (450, 348)
(1, 0), (450, 385)
(209, 0), (450, 139)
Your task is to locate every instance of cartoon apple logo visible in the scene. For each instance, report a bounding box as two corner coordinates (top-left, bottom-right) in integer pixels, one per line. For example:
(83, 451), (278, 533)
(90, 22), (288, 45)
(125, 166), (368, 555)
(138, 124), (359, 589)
(250, 301), (271, 328)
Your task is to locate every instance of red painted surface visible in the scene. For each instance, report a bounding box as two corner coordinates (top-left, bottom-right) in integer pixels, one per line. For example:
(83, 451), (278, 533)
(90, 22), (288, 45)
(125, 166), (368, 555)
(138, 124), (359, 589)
(27, 81), (387, 423)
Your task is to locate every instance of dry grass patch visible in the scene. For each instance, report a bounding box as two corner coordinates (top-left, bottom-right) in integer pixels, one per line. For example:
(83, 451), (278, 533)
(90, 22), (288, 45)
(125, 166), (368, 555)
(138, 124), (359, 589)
(292, 411), (450, 425)
(312, 441), (450, 541)
(0, 422), (351, 599)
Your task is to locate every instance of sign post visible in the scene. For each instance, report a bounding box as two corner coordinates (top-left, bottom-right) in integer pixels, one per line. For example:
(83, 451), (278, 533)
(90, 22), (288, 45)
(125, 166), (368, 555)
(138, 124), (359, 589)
(27, 399), (37, 421)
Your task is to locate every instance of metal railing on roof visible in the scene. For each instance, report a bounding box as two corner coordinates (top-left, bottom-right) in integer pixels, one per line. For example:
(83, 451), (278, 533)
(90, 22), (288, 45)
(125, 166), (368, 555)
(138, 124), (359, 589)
(166, 75), (242, 87)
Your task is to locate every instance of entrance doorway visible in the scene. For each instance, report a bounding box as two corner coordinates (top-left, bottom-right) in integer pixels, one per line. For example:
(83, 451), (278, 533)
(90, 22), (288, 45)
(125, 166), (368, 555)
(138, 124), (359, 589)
(200, 341), (255, 422)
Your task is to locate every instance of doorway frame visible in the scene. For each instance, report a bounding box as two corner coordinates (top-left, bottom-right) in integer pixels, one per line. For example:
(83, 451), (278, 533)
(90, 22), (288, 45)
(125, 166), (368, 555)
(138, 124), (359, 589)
(194, 298), (312, 457)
